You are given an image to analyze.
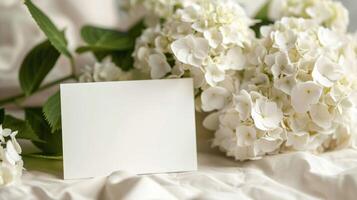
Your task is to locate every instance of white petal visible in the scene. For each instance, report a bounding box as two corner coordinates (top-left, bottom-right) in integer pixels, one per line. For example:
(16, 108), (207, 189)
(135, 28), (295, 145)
(171, 35), (209, 67)
(201, 87), (230, 112)
(4, 141), (21, 165)
(234, 90), (252, 121)
(148, 53), (171, 79)
(256, 136), (282, 153)
(310, 103), (333, 129)
(251, 98), (283, 131)
(236, 125), (257, 146)
(291, 81), (323, 113)
(203, 112), (220, 131)
(171, 37), (190, 64)
(10, 131), (21, 154)
(204, 29), (223, 48)
(274, 75), (297, 95)
(1, 128), (11, 137)
(205, 64), (225, 86)
(312, 56), (343, 87)
(190, 67), (205, 88)
(219, 109), (240, 130)
(286, 131), (309, 150)
(318, 27), (341, 48)
(221, 47), (246, 70)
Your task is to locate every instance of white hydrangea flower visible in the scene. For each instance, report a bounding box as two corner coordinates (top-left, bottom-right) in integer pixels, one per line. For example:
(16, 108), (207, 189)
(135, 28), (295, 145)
(234, 90), (252, 121)
(201, 87), (230, 112)
(310, 103), (334, 129)
(132, 0), (254, 112)
(171, 35), (209, 67)
(148, 53), (171, 79)
(236, 125), (257, 147)
(207, 17), (357, 161)
(204, 62), (225, 87)
(268, 0), (349, 32)
(79, 58), (133, 83)
(251, 98), (283, 131)
(312, 56), (344, 87)
(0, 125), (23, 186)
(291, 81), (323, 113)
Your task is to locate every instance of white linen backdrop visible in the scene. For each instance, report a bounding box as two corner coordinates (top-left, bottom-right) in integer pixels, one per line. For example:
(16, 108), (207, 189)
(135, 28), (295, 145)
(0, 0), (357, 199)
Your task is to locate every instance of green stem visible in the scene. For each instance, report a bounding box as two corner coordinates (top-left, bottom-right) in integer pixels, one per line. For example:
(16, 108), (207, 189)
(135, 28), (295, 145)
(0, 74), (75, 107)
(69, 57), (77, 80)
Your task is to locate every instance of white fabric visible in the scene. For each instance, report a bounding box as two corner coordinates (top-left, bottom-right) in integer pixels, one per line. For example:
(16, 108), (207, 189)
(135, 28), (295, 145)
(1, 1), (357, 199)
(2, 113), (357, 199)
(1, 148), (357, 200)
(0, 0), (121, 96)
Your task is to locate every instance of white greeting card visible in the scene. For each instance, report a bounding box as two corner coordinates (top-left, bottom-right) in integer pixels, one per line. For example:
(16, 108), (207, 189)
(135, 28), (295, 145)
(60, 79), (197, 179)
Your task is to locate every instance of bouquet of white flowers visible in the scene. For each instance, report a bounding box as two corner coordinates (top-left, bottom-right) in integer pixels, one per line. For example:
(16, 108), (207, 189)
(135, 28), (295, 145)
(131, 0), (254, 112)
(0, 125), (22, 186)
(207, 17), (357, 160)
(0, 0), (356, 169)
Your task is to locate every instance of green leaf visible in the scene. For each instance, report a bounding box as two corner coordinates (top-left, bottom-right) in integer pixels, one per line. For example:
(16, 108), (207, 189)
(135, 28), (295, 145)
(128, 20), (145, 39)
(111, 51), (134, 71)
(78, 21), (145, 71)
(251, 1), (274, 37)
(255, 1), (270, 21)
(24, 0), (71, 57)
(24, 153), (63, 160)
(89, 50), (134, 71)
(79, 25), (134, 52)
(2, 115), (44, 143)
(43, 91), (61, 133)
(25, 108), (62, 156)
(19, 40), (60, 96)
(0, 108), (4, 124)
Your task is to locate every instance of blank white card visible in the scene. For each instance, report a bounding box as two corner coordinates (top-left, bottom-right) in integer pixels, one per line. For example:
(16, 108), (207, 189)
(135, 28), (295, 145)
(60, 79), (197, 179)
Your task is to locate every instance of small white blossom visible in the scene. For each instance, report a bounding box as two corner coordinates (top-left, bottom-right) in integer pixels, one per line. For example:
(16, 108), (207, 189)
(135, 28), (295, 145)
(236, 125), (257, 147)
(0, 125), (11, 144)
(201, 87), (230, 112)
(312, 56), (344, 87)
(204, 63), (225, 86)
(286, 132), (310, 150)
(310, 103), (334, 129)
(203, 29), (223, 49)
(219, 109), (240, 130)
(274, 75), (297, 95)
(0, 126), (23, 186)
(203, 112), (220, 131)
(268, 0), (349, 32)
(148, 53), (171, 79)
(171, 35), (209, 67)
(233, 90), (252, 121)
(256, 135), (283, 153)
(220, 47), (246, 70)
(269, 52), (295, 79)
(79, 58), (133, 83)
(291, 81), (323, 113)
(251, 98), (283, 131)
(190, 67), (205, 88)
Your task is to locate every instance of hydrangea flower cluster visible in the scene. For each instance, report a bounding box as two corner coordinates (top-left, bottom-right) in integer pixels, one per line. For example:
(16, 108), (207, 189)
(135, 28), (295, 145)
(79, 58), (133, 83)
(119, 0), (181, 19)
(268, 0), (349, 32)
(118, 0), (199, 27)
(132, 0), (254, 110)
(0, 125), (23, 186)
(206, 17), (357, 160)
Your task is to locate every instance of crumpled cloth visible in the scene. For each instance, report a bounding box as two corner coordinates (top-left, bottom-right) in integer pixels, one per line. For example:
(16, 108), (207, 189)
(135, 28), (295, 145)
(1, 148), (357, 200)
(1, 1), (357, 199)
